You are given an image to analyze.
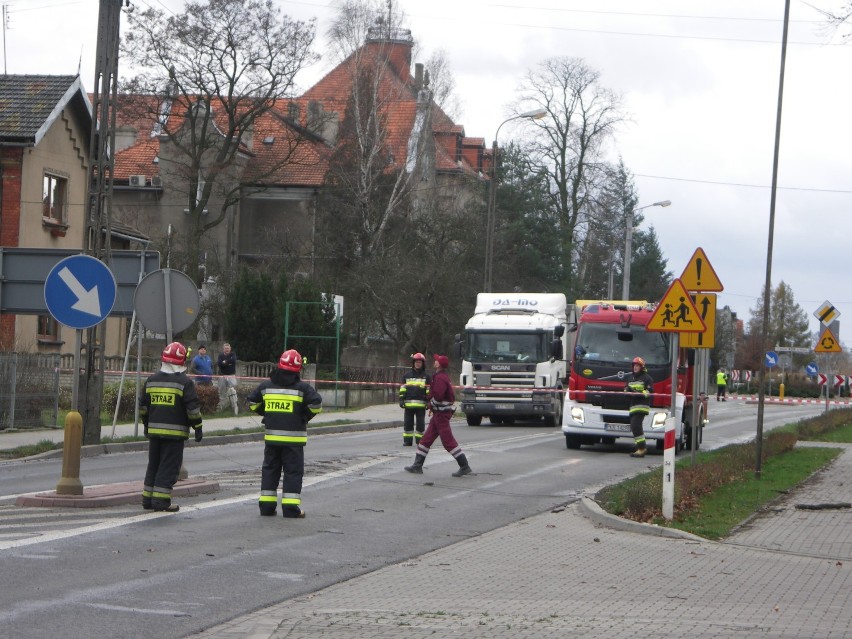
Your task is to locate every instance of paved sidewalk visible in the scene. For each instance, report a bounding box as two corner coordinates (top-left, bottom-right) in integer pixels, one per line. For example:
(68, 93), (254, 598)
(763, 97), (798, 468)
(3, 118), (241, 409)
(187, 444), (852, 639)
(0, 403), (403, 453)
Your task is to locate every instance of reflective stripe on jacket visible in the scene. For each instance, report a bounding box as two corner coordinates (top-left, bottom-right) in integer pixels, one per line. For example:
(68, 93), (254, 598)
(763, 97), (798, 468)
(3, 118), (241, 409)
(399, 369), (431, 409)
(624, 372), (654, 415)
(139, 372), (201, 439)
(248, 375), (322, 447)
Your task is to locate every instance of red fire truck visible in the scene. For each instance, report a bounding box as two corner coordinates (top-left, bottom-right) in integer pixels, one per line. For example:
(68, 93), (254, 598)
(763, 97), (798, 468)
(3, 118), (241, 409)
(561, 300), (705, 453)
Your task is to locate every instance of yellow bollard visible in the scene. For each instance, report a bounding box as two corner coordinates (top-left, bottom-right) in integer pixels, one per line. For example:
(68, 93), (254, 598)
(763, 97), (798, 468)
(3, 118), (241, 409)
(55, 411), (84, 495)
(779, 382), (785, 400)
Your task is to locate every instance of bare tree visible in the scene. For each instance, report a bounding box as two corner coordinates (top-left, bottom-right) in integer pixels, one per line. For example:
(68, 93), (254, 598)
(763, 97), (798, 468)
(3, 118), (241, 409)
(515, 57), (627, 297)
(813, 1), (852, 39)
(120, 0), (318, 284)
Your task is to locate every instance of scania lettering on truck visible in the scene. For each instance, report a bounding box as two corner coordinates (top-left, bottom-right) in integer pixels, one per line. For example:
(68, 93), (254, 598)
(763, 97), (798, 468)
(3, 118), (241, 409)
(561, 300), (704, 452)
(455, 293), (567, 427)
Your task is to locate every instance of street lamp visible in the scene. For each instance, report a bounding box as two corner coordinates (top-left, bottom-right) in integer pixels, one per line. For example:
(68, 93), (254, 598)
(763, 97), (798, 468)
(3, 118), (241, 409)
(483, 107), (548, 292)
(622, 199), (671, 300)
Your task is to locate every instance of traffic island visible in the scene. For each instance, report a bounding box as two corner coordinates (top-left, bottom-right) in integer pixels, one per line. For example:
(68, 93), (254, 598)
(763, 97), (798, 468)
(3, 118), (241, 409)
(15, 477), (220, 508)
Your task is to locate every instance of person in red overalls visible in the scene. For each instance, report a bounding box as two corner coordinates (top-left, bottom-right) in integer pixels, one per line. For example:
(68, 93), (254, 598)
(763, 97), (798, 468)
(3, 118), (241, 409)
(404, 354), (472, 477)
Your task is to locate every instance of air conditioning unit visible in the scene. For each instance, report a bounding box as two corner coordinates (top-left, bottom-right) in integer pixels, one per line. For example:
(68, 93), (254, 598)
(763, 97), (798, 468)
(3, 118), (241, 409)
(129, 175), (147, 187)
(151, 175), (162, 187)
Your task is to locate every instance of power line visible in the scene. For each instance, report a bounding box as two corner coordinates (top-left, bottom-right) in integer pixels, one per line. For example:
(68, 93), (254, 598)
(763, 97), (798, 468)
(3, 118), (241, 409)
(635, 173), (852, 194)
(489, 3), (824, 25)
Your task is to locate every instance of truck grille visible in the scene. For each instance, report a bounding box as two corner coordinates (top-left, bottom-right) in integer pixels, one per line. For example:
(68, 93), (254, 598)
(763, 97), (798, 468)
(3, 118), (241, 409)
(472, 371), (535, 401)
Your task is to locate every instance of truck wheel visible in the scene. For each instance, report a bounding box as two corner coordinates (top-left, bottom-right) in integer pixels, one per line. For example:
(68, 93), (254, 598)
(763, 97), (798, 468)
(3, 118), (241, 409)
(466, 414), (482, 426)
(489, 416), (503, 424)
(544, 400), (562, 428)
(565, 434), (582, 449)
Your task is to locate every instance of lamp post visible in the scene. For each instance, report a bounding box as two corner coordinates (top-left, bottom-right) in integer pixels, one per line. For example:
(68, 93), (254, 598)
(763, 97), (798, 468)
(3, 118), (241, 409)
(483, 107), (548, 292)
(621, 199), (671, 300)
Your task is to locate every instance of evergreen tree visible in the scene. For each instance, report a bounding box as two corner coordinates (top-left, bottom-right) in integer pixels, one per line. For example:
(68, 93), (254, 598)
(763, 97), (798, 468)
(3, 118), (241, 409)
(629, 225), (672, 301)
(493, 143), (562, 292)
(225, 269), (276, 362)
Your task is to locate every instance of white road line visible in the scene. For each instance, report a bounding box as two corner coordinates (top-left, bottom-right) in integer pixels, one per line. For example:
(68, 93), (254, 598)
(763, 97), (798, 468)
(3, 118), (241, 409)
(0, 457), (390, 551)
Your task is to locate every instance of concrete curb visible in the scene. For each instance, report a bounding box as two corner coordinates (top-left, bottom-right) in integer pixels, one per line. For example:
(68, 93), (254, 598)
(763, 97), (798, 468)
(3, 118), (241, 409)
(578, 496), (708, 542)
(15, 477), (220, 508)
(15, 420), (403, 462)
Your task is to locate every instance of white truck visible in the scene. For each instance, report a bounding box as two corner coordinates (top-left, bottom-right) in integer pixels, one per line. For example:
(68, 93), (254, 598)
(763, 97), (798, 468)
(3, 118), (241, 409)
(454, 293), (568, 427)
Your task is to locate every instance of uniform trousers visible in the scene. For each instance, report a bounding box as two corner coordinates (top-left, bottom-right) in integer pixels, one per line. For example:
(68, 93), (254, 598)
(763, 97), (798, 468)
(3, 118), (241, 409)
(260, 444), (305, 517)
(143, 437), (185, 509)
(416, 411), (462, 459)
(403, 408), (426, 440)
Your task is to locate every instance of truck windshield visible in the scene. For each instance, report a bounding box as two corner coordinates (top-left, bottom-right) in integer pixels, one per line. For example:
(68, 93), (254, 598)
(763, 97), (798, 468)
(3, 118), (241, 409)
(573, 324), (669, 366)
(466, 332), (547, 364)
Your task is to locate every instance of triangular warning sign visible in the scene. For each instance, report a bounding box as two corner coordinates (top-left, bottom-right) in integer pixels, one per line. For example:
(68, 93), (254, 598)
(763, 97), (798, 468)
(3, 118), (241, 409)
(815, 325), (842, 353)
(680, 247), (723, 292)
(647, 279), (707, 332)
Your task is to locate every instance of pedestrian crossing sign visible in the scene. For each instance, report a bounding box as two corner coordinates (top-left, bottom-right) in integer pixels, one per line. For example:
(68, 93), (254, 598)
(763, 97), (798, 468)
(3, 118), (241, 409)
(646, 279), (707, 332)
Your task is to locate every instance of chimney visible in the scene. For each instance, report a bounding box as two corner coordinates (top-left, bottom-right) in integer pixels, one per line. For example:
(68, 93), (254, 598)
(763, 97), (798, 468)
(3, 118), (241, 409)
(414, 63), (423, 90)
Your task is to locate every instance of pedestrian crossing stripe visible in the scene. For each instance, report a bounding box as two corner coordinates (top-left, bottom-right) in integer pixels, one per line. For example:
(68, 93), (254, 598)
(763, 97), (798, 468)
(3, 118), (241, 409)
(679, 247), (724, 292)
(815, 325), (842, 353)
(646, 279), (707, 332)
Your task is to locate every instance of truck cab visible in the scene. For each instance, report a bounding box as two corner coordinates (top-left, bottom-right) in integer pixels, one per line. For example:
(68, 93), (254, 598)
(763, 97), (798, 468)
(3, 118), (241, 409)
(561, 301), (702, 452)
(456, 293), (568, 427)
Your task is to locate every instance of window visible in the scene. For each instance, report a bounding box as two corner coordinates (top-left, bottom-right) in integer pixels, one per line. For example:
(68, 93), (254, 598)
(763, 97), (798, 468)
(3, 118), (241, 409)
(37, 315), (60, 343)
(42, 174), (68, 223)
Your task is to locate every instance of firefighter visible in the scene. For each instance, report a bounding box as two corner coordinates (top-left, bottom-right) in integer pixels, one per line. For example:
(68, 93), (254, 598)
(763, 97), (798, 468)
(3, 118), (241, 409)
(625, 356), (654, 458)
(399, 352), (431, 446)
(140, 341), (203, 513)
(248, 349), (323, 518)
(404, 354), (472, 477)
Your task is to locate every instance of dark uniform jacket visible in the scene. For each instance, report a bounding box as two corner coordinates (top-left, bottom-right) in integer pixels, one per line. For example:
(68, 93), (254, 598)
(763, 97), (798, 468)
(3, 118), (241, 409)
(247, 369), (323, 446)
(399, 368), (431, 409)
(140, 370), (202, 439)
(624, 371), (655, 415)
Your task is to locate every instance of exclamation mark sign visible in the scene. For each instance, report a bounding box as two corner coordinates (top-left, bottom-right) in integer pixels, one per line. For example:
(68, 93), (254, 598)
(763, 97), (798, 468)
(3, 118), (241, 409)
(695, 258), (702, 287)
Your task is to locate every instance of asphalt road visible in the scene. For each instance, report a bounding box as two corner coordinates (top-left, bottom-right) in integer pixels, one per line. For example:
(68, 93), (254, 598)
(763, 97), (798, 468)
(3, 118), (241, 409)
(0, 400), (827, 639)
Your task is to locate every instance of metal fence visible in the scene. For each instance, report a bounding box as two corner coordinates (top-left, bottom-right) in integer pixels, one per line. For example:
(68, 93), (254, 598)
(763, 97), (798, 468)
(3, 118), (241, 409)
(0, 353), (61, 431)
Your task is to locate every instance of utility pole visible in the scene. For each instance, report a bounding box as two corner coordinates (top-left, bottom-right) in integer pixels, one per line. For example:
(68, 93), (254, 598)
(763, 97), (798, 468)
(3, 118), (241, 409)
(2, 5), (8, 75)
(77, 0), (124, 444)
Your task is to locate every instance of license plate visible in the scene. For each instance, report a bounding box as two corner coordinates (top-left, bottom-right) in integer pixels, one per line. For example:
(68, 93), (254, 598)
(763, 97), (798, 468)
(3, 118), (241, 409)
(604, 423), (632, 432)
(494, 403), (513, 410)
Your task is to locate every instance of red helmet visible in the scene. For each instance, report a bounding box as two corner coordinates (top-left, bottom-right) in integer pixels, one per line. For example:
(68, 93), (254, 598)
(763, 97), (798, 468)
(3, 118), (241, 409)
(632, 356), (645, 367)
(411, 352), (426, 362)
(162, 342), (188, 365)
(278, 349), (303, 372)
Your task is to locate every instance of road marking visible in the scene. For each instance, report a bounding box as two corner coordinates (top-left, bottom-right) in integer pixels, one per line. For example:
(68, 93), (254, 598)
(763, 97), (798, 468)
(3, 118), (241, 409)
(0, 457), (390, 551)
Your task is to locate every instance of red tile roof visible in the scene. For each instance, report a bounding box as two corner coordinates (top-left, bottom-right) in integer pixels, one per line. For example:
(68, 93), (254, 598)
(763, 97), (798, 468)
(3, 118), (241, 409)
(111, 37), (486, 187)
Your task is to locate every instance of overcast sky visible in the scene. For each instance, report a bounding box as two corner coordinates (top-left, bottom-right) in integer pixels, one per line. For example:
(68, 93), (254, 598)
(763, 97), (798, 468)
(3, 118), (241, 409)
(4, 0), (851, 341)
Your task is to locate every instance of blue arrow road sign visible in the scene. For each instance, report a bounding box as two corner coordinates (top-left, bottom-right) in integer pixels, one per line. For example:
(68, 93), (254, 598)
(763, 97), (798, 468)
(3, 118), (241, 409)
(44, 255), (117, 329)
(805, 362), (819, 377)
(765, 351), (778, 368)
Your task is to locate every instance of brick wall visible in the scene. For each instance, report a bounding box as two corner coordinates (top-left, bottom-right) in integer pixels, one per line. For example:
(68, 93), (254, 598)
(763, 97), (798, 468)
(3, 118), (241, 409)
(1, 147), (23, 246)
(0, 147), (23, 349)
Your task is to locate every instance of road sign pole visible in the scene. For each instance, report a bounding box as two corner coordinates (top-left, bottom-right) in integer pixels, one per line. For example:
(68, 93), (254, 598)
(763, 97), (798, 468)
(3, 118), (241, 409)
(72, 330), (82, 409)
(663, 333), (679, 520)
(164, 269), (174, 342)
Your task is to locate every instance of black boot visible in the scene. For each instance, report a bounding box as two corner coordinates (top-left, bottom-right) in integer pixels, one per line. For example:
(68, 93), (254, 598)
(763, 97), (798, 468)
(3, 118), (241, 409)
(452, 453), (472, 477)
(405, 453), (426, 474)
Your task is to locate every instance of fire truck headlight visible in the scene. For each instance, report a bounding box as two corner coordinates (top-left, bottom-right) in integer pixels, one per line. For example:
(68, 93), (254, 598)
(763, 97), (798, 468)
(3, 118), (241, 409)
(651, 412), (668, 429)
(570, 406), (585, 424)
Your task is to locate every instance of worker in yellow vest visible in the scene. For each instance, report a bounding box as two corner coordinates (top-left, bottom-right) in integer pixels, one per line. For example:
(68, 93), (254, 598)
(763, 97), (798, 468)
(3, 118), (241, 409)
(716, 368), (728, 402)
